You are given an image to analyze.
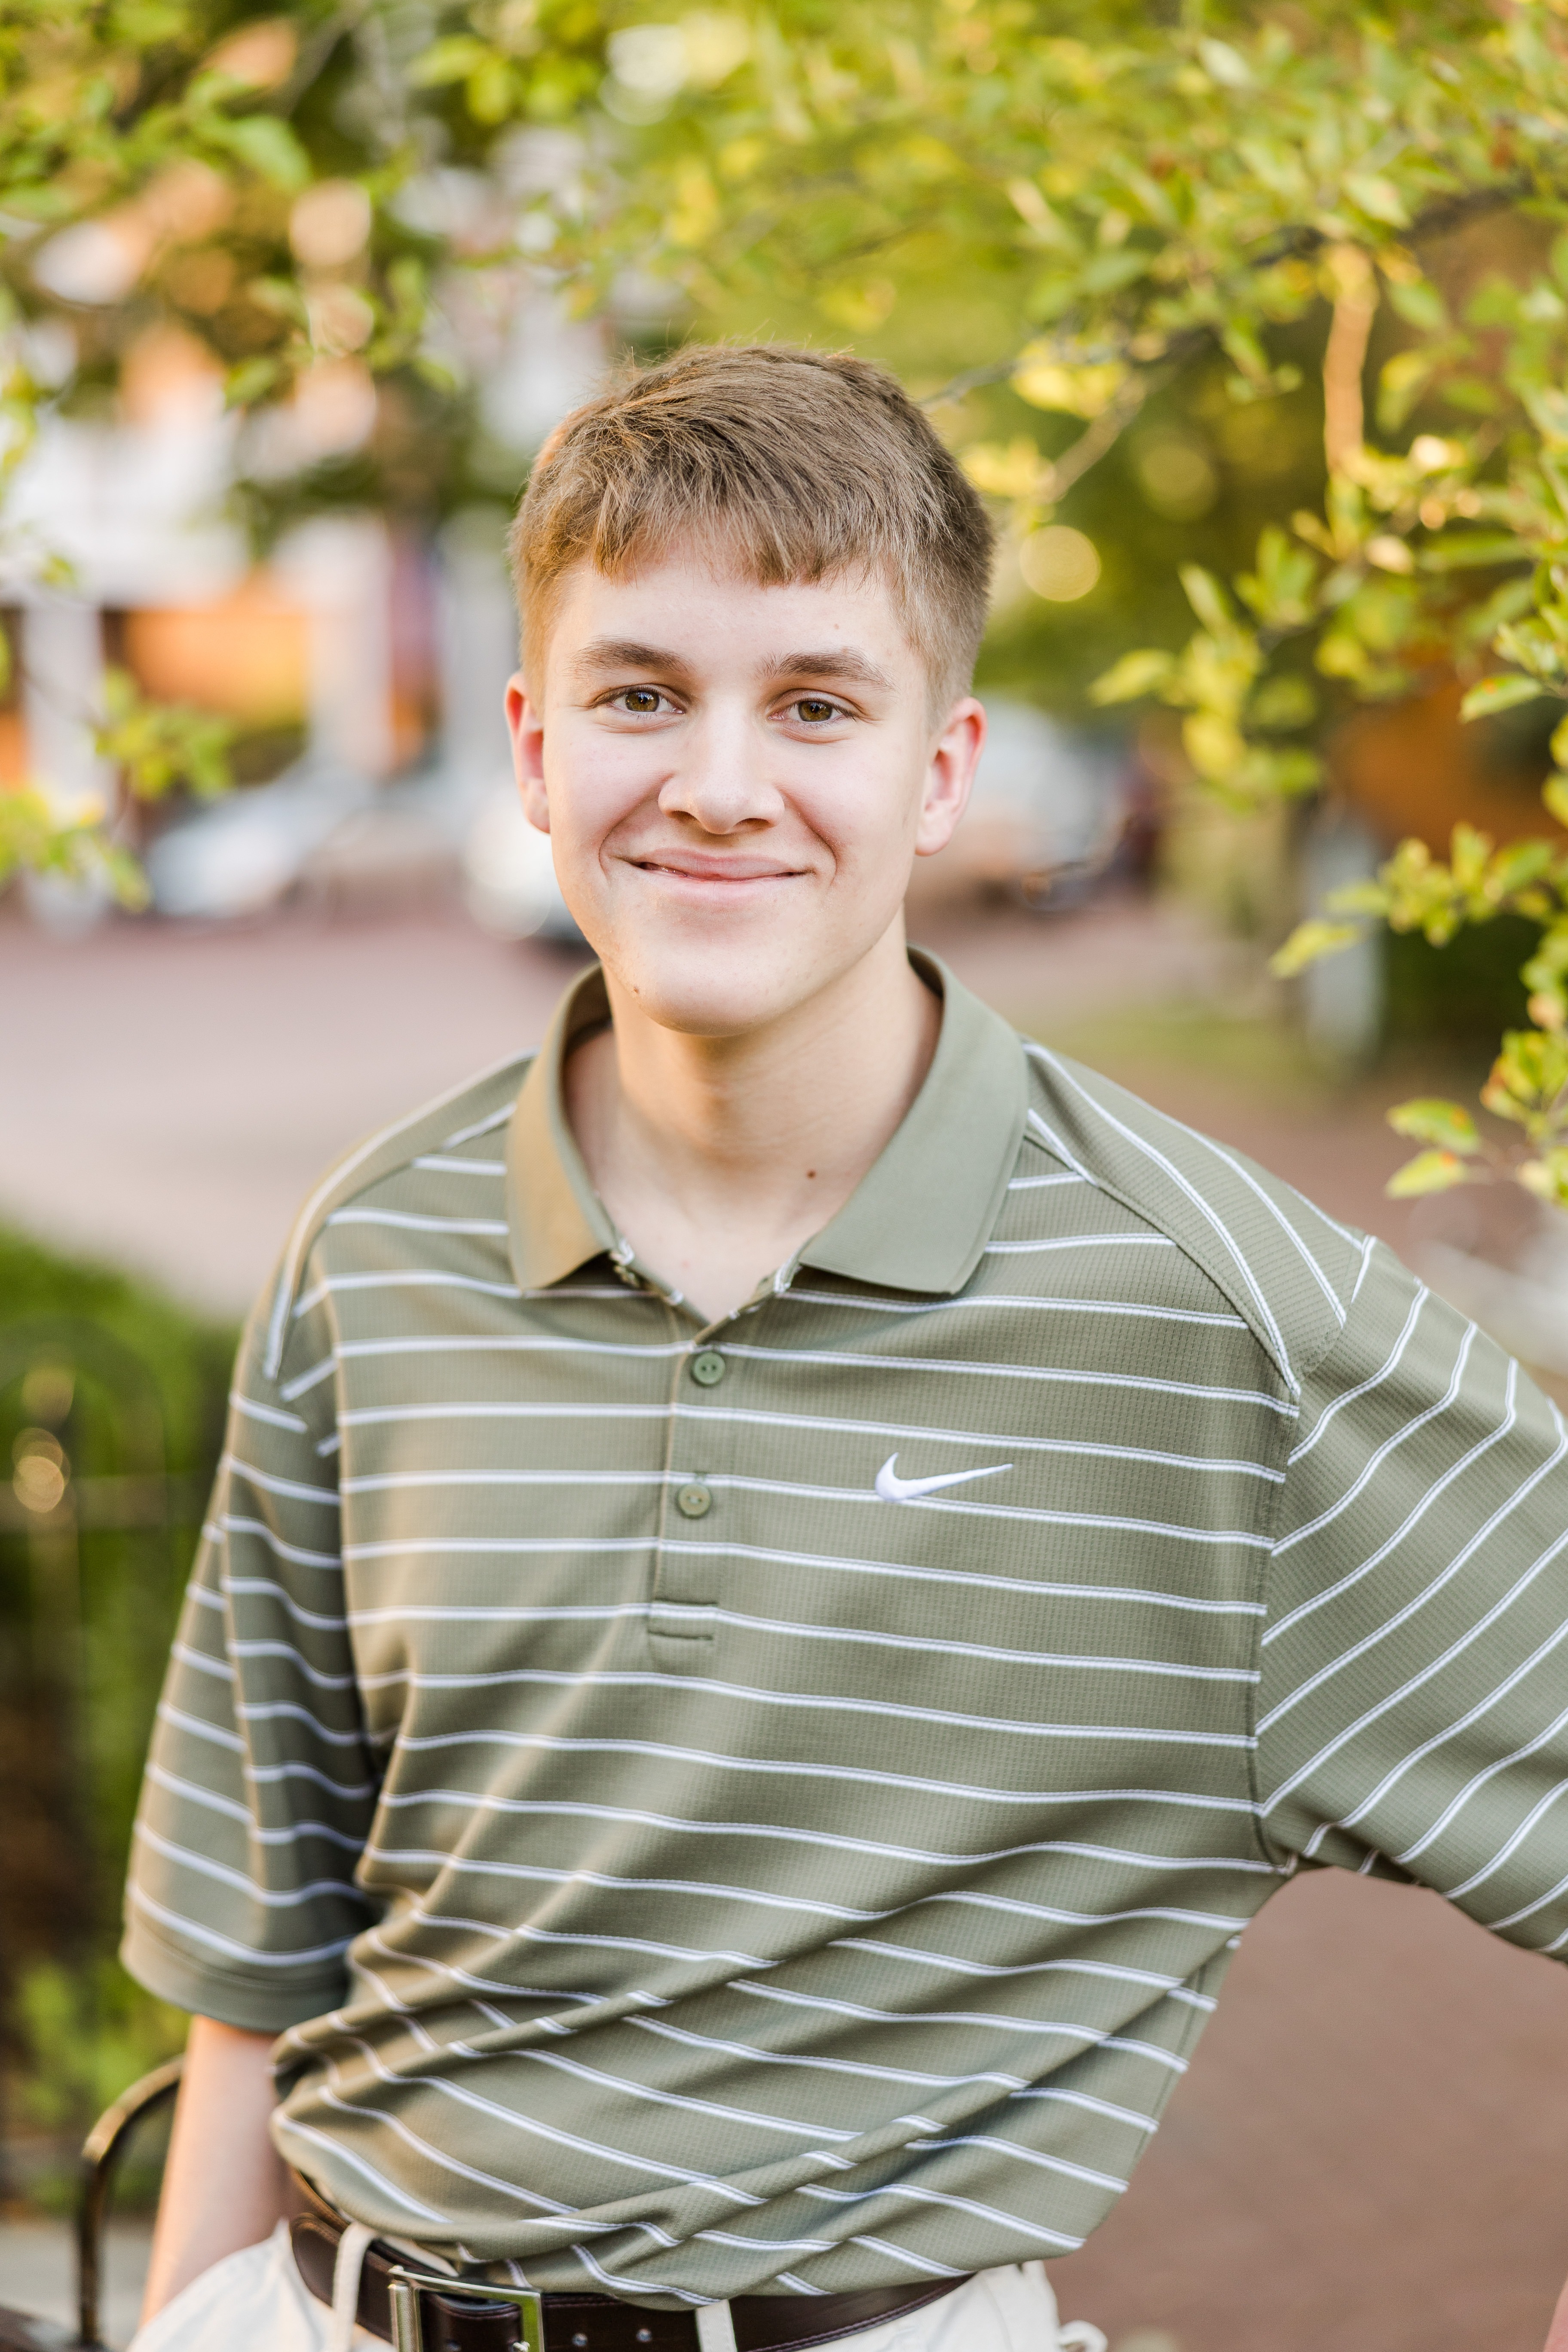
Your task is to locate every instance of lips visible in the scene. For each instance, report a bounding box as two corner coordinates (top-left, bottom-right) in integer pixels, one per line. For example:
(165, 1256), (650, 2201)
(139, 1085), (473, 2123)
(631, 855), (803, 882)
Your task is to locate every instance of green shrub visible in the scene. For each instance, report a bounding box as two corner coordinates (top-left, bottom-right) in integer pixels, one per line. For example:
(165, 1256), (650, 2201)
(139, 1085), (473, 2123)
(0, 1226), (233, 2180)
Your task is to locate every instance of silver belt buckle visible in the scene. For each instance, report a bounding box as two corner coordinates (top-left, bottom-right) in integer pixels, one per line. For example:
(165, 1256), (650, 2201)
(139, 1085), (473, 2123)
(386, 2264), (544, 2352)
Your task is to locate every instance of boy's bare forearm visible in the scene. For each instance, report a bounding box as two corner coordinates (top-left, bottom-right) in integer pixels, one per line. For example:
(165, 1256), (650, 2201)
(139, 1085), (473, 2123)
(141, 2016), (291, 2325)
(1547, 2270), (1568, 2352)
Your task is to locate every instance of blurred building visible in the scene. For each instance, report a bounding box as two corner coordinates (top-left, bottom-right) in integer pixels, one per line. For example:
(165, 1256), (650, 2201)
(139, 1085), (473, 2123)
(3, 253), (1143, 937)
(3, 256), (605, 928)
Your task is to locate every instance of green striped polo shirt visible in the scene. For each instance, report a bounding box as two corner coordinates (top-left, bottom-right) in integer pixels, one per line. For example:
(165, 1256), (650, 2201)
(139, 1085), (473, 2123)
(123, 951), (1568, 2298)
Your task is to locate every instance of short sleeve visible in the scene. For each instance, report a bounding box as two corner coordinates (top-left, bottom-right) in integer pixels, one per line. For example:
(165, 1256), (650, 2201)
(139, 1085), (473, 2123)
(1256, 1238), (1568, 1957)
(120, 1276), (377, 2031)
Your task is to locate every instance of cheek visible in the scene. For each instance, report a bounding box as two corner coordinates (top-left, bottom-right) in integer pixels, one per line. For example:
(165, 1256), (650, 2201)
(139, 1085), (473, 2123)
(545, 730), (658, 851)
(794, 760), (921, 870)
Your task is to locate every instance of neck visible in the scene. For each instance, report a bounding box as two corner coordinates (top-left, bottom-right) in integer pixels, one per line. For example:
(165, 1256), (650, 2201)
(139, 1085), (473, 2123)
(565, 922), (940, 1320)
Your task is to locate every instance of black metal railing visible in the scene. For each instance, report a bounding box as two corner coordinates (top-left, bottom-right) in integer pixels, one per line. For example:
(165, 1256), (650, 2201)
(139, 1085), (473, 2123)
(0, 2051), (184, 2352)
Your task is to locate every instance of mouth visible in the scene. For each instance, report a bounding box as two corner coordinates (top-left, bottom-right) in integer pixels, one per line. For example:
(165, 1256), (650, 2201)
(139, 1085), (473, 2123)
(624, 852), (808, 892)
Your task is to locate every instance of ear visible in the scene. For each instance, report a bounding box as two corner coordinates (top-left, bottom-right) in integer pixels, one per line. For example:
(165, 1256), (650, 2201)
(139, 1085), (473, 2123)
(505, 672), (551, 833)
(914, 696), (986, 858)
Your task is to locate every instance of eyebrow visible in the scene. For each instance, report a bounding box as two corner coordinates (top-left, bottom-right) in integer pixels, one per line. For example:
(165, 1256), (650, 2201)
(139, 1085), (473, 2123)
(760, 649), (893, 692)
(568, 639), (894, 693)
(570, 639), (692, 679)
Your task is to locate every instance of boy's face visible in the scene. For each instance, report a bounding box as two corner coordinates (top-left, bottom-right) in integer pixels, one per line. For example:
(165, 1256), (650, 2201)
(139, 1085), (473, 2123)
(505, 549), (983, 1038)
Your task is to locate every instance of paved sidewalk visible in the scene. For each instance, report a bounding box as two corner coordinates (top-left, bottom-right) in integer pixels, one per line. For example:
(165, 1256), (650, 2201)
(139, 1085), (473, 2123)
(0, 2216), (149, 2346)
(0, 893), (1233, 1316)
(1050, 1871), (1568, 2351)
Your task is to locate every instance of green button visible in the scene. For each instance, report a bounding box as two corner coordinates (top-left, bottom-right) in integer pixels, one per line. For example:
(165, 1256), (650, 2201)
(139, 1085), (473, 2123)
(691, 1351), (726, 1387)
(675, 1480), (713, 1519)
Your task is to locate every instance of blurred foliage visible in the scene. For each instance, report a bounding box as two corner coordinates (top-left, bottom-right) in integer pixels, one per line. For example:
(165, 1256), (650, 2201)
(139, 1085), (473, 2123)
(6, 0), (1568, 1189)
(95, 665), (233, 801)
(13, 1959), (185, 2200)
(1384, 908), (1535, 1047)
(0, 1225), (230, 2168)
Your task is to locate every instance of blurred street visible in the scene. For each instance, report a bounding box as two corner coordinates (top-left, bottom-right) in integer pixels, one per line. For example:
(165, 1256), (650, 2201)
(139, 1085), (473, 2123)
(5, 888), (1568, 2352)
(0, 890), (1237, 1317)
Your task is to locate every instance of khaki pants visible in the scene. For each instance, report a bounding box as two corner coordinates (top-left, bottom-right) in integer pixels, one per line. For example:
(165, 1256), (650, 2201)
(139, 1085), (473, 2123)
(128, 2223), (1105, 2352)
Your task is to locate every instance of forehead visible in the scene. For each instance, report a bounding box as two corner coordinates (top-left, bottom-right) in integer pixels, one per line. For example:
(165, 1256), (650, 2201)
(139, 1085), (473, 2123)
(541, 550), (921, 684)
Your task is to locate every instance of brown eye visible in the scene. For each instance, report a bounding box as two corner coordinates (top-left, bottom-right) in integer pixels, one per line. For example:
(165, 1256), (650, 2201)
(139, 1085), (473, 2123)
(793, 698), (839, 724)
(618, 687), (663, 714)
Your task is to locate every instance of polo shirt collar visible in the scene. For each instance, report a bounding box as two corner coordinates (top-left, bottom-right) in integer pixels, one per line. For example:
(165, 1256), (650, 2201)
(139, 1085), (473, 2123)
(507, 947), (1027, 1299)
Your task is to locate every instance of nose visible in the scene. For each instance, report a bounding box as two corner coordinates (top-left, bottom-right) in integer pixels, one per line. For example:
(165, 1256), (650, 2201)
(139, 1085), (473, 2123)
(658, 704), (784, 835)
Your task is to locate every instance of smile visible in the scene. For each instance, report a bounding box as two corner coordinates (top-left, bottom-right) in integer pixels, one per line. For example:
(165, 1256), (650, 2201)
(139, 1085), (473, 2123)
(629, 858), (807, 885)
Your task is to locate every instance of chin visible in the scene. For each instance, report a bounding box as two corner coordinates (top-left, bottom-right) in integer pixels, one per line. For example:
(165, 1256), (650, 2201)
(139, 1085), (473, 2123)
(597, 924), (838, 1039)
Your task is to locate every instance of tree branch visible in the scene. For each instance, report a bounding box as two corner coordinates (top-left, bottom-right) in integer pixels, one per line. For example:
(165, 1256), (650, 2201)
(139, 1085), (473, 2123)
(1043, 378), (1150, 499)
(1321, 242), (1377, 474)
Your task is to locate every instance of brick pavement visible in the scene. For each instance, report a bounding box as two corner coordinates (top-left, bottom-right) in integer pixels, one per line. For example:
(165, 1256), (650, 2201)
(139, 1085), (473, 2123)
(3, 891), (1568, 2351)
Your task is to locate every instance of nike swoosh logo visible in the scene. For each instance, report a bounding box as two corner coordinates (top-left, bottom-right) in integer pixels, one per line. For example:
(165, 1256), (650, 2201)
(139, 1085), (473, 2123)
(874, 1453), (1013, 1504)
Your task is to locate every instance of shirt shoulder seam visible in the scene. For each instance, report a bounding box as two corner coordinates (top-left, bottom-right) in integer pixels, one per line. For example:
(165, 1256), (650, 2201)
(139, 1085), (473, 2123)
(1022, 1042), (1359, 1395)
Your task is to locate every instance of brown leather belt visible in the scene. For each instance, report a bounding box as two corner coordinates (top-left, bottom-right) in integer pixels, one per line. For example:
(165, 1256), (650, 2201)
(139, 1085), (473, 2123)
(291, 2196), (966, 2352)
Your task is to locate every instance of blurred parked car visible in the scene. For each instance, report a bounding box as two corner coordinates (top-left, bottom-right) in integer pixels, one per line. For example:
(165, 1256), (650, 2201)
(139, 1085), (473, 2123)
(462, 784), (582, 943)
(907, 695), (1130, 913)
(144, 763), (373, 919)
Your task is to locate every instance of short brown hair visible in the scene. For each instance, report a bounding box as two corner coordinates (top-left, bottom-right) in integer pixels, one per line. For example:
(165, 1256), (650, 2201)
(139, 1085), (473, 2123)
(509, 343), (993, 711)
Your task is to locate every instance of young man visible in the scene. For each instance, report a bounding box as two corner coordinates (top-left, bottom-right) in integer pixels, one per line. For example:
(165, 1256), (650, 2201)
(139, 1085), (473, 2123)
(126, 346), (1568, 2352)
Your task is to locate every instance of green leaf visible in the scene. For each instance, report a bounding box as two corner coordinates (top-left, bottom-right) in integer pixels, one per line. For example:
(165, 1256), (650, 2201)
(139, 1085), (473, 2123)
(1179, 564), (1232, 634)
(1196, 37), (1251, 87)
(1183, 711), (1246, 781)
(1521, 383), (1568, 447)
(1387, 1099), (1482, 1154)
(1544, 774), (1568, 829)
(1237, 524), (1318, 627)
(110, 0), (185, 40)
(205, 113), (310, 192)
(1467, 275), (1520, 330)
(1082, 248), (1151, 296)
(1422, 533), (1531, 572)
(1387, 278), (1447, 333)
(1252, 745), (1322, 796)
(1326, 878), (1394, 917)
(1248, 673), (1317, 731)
(467, 56), (518, 124)
(224, 357), (279, 408)
(1344, 172), (1409, 226)
(407, 35), (493, 87)
(1385, 1149), (1479, 1198)
(97, 841), (152, 911)
(1378, 348), (1442, 433)
(1089, 648), (1174, 705)
(1483, 1028), (1568, 1127)
(1488, 839), (1556, 897)
(1443, 376), (1504, 417)
(1520, 1156), (1568, 1206)
(1460, 674), (1544, 720)
(1269, 918), (1363, 977)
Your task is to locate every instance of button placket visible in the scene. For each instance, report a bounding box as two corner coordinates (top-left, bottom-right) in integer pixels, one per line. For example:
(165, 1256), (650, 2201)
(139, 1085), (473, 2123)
(648, 1327), (734, 1667)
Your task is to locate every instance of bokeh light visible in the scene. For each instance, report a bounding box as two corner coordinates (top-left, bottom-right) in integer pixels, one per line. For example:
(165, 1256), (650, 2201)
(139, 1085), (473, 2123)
(1019, 524), (1102, 603)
